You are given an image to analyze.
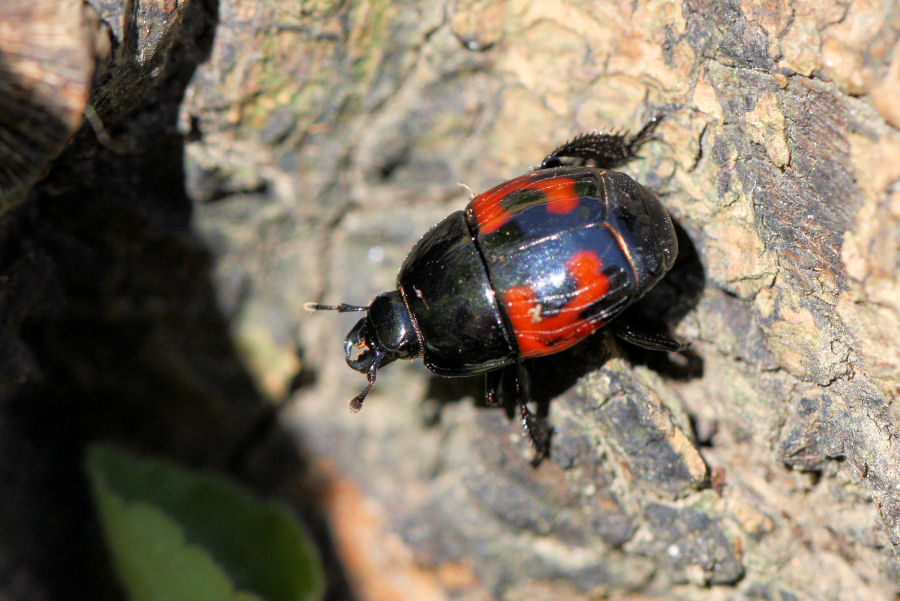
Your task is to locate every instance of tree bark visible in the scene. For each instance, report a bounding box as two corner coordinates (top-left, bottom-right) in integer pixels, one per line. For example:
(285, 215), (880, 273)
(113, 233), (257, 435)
(1, 1), (899, 600)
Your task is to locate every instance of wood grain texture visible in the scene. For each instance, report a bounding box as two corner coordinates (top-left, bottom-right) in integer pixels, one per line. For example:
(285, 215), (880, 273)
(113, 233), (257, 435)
(0, 0), (92, 212)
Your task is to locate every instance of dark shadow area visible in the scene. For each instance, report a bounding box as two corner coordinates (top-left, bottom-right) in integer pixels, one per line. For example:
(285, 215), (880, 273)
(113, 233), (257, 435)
(0, 2), (355, 600)
(423, 219), (705, 445)
(613, 221), (705, 379)
(0, 52), (72, 202)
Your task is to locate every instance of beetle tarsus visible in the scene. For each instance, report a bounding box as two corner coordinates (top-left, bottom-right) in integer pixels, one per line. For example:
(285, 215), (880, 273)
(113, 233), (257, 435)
(626, 114), (663, 153)
(519, 403), (551, 466)
(515, 363), (552, 465)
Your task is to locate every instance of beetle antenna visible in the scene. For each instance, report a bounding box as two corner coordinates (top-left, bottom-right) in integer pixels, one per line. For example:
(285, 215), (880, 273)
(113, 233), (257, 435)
(304, 302), (368, 312)
(349, 355), (381, 412)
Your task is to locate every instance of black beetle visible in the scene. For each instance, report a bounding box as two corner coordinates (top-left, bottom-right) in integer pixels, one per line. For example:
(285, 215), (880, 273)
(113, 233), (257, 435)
(307, 117), (686, 462)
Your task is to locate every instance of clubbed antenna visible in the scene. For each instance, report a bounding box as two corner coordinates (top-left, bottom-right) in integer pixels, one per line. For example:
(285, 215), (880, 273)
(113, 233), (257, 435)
(304, 299), (385, 411)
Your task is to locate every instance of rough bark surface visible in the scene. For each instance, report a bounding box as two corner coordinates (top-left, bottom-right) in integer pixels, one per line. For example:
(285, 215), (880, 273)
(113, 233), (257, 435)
(0, 0), (93, 211)
(1, 1), (899, 601)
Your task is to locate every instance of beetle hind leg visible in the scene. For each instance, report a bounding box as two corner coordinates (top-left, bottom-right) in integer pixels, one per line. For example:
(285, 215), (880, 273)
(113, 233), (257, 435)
(483, 369), (504, 407)
(540, 114), (663, 169)
(610, 320), (689, 352)
(514, 363), (552, 466)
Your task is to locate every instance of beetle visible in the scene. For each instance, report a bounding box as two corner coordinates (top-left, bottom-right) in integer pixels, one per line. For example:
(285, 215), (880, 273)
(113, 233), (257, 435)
(306, 116), (687, 463)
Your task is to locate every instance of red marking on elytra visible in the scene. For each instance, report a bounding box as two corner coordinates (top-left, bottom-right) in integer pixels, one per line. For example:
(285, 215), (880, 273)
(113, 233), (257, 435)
(543, 182), (579, 214)
(469, 175), (579, 234)
(503, 250), (609, 358)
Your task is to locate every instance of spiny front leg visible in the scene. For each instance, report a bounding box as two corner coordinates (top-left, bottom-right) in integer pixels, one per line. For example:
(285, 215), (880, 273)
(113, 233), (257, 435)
(540, 115), (663, 169)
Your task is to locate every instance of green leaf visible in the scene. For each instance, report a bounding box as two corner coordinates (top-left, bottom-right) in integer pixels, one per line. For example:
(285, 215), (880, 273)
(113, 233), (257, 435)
(86, 444), (324, 601)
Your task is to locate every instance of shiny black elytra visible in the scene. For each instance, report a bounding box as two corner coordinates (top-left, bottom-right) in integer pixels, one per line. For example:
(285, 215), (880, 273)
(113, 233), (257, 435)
(307, 116), (687, 464)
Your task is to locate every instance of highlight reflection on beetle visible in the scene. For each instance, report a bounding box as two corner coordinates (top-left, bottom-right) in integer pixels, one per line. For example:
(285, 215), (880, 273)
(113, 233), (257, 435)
(307, 117), (687, 464)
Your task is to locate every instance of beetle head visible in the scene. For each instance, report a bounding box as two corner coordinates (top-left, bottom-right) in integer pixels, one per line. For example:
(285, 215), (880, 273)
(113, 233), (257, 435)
(305, 290), (419, 411)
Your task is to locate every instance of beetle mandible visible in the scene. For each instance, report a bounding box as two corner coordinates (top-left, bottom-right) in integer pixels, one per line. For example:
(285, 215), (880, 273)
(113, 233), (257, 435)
(306, 116), (687, 464)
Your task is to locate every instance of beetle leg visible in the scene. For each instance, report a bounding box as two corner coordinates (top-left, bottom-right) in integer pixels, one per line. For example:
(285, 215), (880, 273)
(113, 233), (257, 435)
(514, 362), (551, 465)
(540, 115), (663, 169)
(348, 351), (384, 412)
(610, 320), (689, 352)
(484, 369), (504, 407)
(303, 302), (368, 312)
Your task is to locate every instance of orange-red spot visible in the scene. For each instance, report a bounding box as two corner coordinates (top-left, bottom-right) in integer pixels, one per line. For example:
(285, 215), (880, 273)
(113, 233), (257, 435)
(503, 250), (609, 358)
(469, 175), (579, 234)
(543, 181), (579, 214)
